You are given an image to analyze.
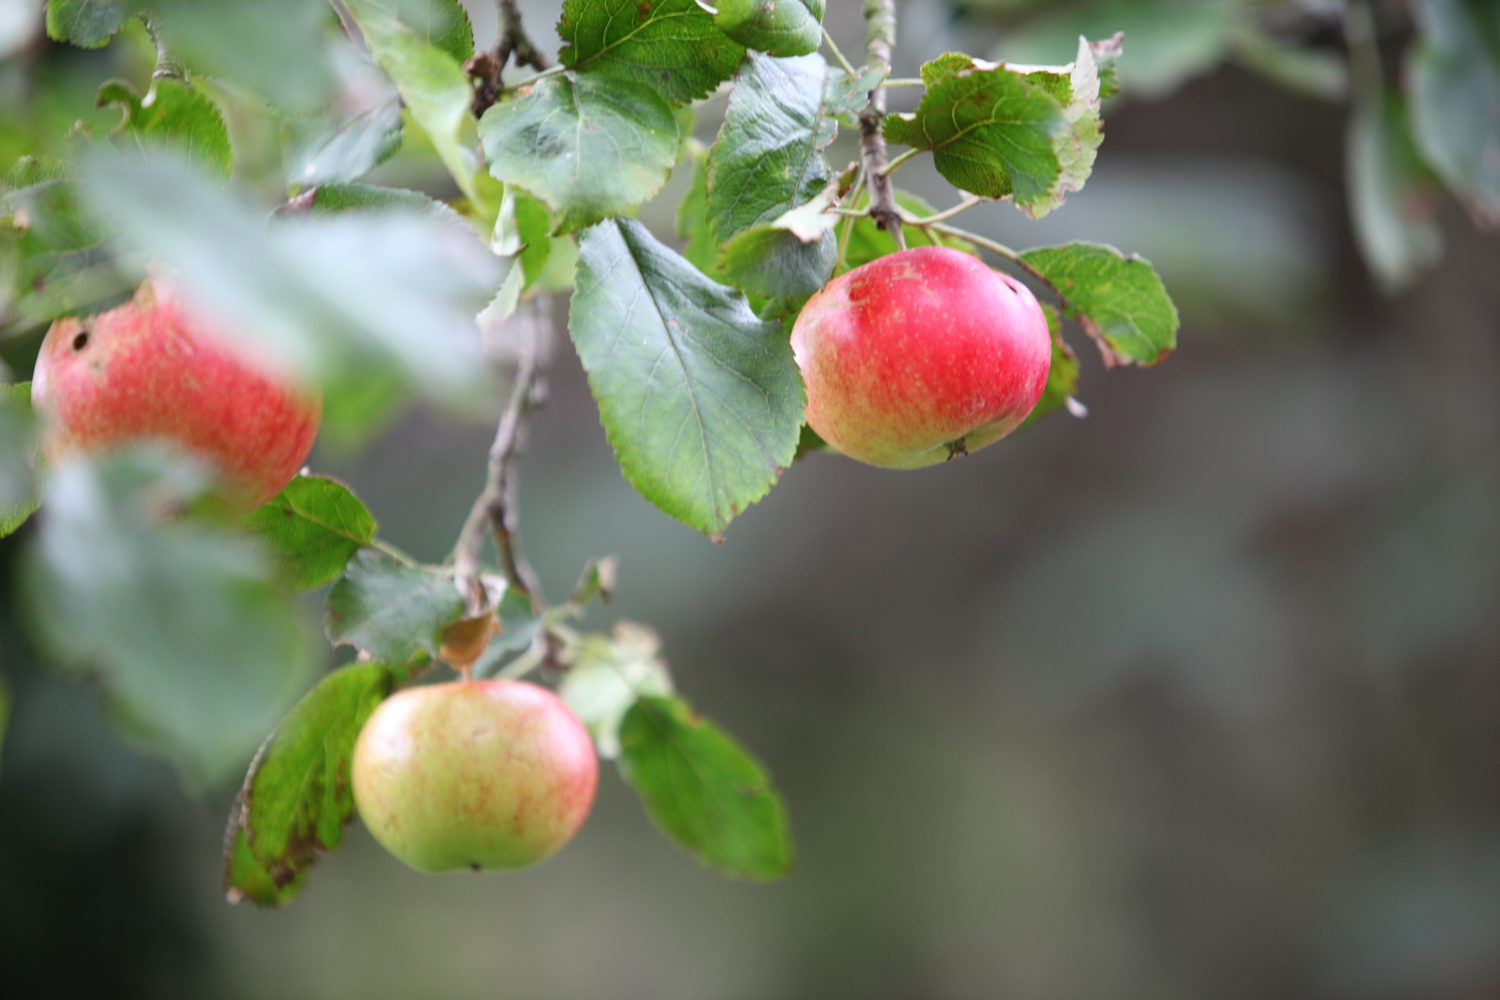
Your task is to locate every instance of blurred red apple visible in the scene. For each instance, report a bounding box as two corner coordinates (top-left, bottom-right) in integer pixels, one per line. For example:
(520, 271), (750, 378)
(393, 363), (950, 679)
(791, 246), (1052, 468)
(352, 679), (599, 873)
(30, 277), (320, 511)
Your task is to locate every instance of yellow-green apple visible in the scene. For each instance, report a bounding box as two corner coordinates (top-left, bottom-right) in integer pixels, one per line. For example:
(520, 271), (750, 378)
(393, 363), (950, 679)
(30, 277), (320, 511)
(791, 247), (1052, 468)
(352, 679), (598, 873)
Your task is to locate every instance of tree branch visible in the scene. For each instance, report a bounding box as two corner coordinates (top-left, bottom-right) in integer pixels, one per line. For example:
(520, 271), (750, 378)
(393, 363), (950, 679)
(466, 0), (551, 117)
(859, 0), (904, 250)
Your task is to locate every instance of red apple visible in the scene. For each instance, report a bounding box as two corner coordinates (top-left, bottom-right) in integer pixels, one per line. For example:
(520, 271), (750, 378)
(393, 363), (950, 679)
(791, 247), (1052, 468)
(30, 277), (321, 512)
(352, 679), (599, 873)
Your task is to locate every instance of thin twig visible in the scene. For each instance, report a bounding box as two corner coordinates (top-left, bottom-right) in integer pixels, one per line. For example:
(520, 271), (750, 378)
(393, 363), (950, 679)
(466, 0), (551, 117)
(901, 195), (981, 225)
(878, 147), (921, 178)
(882, 77), (925, 88)
(859, 0), (904, 250)
(821, 25), (858, 75)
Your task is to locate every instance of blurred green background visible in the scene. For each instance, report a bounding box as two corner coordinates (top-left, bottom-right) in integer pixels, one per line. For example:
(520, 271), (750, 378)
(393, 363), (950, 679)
(4, 0), (1500, 997)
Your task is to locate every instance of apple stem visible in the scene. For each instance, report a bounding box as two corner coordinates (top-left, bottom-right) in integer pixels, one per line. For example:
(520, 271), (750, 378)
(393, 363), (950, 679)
(859, 0), (905, 250)
(451, 297), (549, 621)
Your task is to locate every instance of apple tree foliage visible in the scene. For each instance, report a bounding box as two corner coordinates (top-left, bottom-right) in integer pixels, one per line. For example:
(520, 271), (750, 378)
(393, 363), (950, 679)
(44, 0), (1500, 907)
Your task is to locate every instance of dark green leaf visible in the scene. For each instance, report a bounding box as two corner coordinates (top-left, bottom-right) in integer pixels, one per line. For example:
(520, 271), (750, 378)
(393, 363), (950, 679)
(884, 59), (1066, 212)
(244, 473), (378, 591)
(719, 222), (835, 299)
(571, 218), (804, 536)
(1348, 90), (1443, 291)
(706, 53), (836, 242)
(559, 0), (744, 106)
(0, 382), (42, 538)
(1018, 301), (1079, 430)
(224, 662), (395, 907)
(97, 78), (233, 183)
(342, 0), (480, 200)
(1020, 242), (1179, 367)
(46, 0), (134, 48)
(480, 74), (679, 234)
(283, 98), (405, 189)
(715, 0), (824, 58)
(794, 422), (826, 459)
(1407, 0), (1500, 225)
(149, 0), (335, 113)
(618, 695), (792, 880)
(21, 448), (317, 785)
(325, 548), (464, 663)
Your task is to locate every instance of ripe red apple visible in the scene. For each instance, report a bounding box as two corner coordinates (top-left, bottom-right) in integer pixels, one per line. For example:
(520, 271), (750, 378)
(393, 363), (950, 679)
(30, 277), (320, 512)
(791, 246), (1052, 468)
(352, 679), (599, 873)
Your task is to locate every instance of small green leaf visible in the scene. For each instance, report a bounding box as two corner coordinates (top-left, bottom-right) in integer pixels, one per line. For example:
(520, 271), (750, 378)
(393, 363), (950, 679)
(715, 0), (824, 59)
(823, 63), (887, 116)
(283, 97), (405, 189)
(559, 0), (744, 106)
(47, 0), (134, 49)
(325, 548), (464, 663)
(1020, 242), (1179, 366)
(97, 78), (233, 183)
(244, 474), (379, 591)
(618, 695), (793, 880)
(571, 218), (804, 536)
(1407, 0), (1500, 225)
(884, 58), (1067, 212)
(0, 382), (42, 538)
(511, 188), (554, 287)
(223, 662), (395, 907)
(21, 447), (317, 786)
(342, 0), (480, 201)
(480, 73), (680, 234)
(1018, 301), (1079, 430)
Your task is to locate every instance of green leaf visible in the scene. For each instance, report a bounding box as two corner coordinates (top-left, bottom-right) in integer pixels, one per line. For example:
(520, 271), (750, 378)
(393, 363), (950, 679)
(823, 63), (887, 116)
(511, 188), (554, 287)
(1407, 0), (1500, 225)
(1020, 242), (1179, 367)
(1010, 38), (1113, 219)
(20, 448), (317, 786)
(479, 74), (680, 235)
(618, 695), (792, 880)
(302, 181), (463, 222)
(706, 53), (836, 242)
(47, 0), (134, 48)
(0, 382), (42, 538)
(1, 166), (126, 327)
(715, 0), (824, 58)
(1348, 90), (1443, 292)
(149, 0), (336, 113)
(325, 548), (464, 663)
(394, 0), (475, 64)
(282, 98), (405, 189)
(1230, 25), (1348, 102)
(244, 473), (379, 591)
(559, 0), (744, 106)
(674, 148), (717, 275)
(224, 662), (395, 907)
(97, 78), (233, 183)
(342, 0), (480, 201)
(557, 622), (672, 758)
(1018, 301), (1080, 430)
(883, 58), (1067, 212)
(571, 218), (804, 536)
(719, 219), (836, 299)
(840, 189), (975, 272)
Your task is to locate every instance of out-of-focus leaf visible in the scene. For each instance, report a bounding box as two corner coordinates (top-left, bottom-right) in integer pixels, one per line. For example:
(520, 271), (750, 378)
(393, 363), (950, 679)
(78, 150), (499, 421)
(675, 148), (717, 275)
(618, 694), (793, 880)
(884, 57), (1066, 212)
(393, 0), (474, 63)
(47, 0), (135, 48)
(1020, 241), (1179, 366)
(0, 382), (42, 537)
(559, 0), (743, 106)
(325, 547), (464, 663)
(1407, 0), (1500, 226)
(244, 473), (378, 591)
(343, 0), (480, 201)
(223, 662), (394, 907)
(97, 78), (233, 183)
(715, 0), (824, 58)
(480, 74), (679, 235)
(302, 181), (461, 221)
(1018, 301), (1079, 429)
(1231, 26), (1348, 102)
(282, 97), (404, 189)
(823, 63), (887, 116)
(1348, 91), (1443, 292)
(510, 188), (553, 287)
(20, 447), (317, 786)
(569, 555), (618, 608)
(149, 0), (335, 113)
(558, 622), (672, 759)
(571, 218), (804, 536)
